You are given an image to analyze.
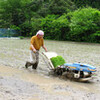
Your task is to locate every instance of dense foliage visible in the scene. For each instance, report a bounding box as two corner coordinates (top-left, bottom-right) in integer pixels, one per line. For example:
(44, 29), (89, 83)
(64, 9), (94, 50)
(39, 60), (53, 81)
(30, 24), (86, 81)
(41, 14), (70, 40)
(69, 7), (100, 42)
(71, 0), (100, 10)
(0, 0), (100, 43)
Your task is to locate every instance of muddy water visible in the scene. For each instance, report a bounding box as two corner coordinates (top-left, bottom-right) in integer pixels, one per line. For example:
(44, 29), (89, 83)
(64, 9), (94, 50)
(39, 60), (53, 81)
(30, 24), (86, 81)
(0, 39), (100, 100)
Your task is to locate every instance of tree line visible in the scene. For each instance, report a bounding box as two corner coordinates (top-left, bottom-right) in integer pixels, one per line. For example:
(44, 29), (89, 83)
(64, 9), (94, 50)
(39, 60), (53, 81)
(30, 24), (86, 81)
(0, 0), (100, 42)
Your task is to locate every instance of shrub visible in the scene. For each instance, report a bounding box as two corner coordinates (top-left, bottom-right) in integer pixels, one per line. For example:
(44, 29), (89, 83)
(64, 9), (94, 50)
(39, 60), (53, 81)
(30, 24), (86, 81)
(51, 14), (70, 40)
(69, 7), (100, 42)
(31, 18), (42, 35)
(41, 14), (70, 40)
(41, 15), (58, 39)
(89, 31), (100, 43)
(50, 56), (66, 68)
(19, 21), (32, 36)
(19, 36), (24, 39)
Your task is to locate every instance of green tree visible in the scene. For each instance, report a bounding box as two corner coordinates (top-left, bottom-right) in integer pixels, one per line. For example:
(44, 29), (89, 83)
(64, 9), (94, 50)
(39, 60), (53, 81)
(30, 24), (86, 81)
(0, 0), (41, 35)
(71, 0), (100, 10)
(48, 0), (76, 15)
(0, 0), (30, 26)
(37, 0), (76, 16)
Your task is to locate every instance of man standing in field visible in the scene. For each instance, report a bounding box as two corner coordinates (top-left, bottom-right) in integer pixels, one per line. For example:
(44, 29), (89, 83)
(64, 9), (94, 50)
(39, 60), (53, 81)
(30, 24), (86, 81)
(25, 30), (47, 69)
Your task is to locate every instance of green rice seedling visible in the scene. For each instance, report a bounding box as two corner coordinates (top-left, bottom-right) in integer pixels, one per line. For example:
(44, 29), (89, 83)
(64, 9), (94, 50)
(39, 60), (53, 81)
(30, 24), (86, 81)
(50, 56), (66, 68)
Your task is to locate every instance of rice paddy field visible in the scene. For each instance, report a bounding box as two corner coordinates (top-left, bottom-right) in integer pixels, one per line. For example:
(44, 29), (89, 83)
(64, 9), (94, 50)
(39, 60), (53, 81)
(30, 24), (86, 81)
(0, 38), (100, 100)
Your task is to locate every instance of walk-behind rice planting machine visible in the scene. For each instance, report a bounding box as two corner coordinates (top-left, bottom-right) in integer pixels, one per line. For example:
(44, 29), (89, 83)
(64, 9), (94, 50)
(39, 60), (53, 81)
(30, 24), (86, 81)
(41, 52), (96, 82)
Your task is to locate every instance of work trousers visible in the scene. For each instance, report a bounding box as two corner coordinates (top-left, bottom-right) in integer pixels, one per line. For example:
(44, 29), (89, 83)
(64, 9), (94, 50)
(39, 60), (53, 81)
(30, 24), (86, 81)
(30, 50), (39, 64)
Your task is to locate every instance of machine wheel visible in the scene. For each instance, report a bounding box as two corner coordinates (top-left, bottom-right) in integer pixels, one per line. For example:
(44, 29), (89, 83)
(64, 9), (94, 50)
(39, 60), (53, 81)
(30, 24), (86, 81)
(54, 67), (64, 75)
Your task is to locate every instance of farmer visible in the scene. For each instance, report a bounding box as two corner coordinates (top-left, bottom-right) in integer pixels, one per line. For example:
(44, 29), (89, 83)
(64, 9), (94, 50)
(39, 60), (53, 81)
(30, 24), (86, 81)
(25, 30), (47, 69)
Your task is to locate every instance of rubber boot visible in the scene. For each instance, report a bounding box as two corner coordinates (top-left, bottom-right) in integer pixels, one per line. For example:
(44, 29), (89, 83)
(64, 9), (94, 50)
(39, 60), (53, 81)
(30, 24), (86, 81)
(25, 61), (33, 68)
(32, 62), (38, 69)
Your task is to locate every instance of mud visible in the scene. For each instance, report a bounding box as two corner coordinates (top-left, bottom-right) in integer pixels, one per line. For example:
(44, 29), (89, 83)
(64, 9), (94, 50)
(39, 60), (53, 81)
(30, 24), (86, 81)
(0, 39), (100, 100)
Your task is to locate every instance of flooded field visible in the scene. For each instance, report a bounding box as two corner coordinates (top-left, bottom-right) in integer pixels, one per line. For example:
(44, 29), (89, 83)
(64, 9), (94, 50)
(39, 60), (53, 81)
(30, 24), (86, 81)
(0, 38), (100, 100)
